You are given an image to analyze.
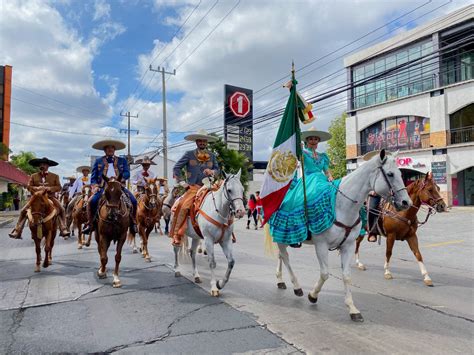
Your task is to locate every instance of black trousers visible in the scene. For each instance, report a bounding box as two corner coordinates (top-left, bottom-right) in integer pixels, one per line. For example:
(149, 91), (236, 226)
(368, 195), (381, 234)
(247, 209), (257, 226)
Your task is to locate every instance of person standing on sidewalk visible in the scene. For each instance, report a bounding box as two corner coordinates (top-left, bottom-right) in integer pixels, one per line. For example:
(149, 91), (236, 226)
(246, 194), (258, 230)
(255, 191), (264, 227)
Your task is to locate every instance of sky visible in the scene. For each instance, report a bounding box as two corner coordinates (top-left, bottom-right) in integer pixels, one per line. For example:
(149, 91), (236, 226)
(1, 0), (470, 178)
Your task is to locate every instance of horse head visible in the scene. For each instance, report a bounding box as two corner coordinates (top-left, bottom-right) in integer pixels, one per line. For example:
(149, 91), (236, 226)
(82, 184), (92, 203)
(411, 172), (446, 212)
(103, 174), (123, 209)
(222, 169), (246, 218)
(29, 189), (51, 225)
(145, 178), (158, 208)
(371, 149), (412, 211)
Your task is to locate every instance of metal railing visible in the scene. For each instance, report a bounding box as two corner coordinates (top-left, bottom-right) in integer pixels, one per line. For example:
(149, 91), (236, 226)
(449, 126), (474, 145)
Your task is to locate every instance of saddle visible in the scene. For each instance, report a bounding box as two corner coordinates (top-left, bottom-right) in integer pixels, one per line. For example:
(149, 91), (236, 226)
(189, 184), (221, 238)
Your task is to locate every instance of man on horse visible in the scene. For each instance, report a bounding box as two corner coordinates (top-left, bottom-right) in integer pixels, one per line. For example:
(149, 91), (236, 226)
(82, 140), (138, 235)
(132, 156), (156, 194)
(9, 157), (70, 239)
(66, 165), (91, 220)
(170, 129), (219, 247)
(157, 177), (169, 199)
(62, 176), (76, 197)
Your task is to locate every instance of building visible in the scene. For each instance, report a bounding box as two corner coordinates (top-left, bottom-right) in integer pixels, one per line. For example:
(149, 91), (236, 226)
(344, 5), (473, 206)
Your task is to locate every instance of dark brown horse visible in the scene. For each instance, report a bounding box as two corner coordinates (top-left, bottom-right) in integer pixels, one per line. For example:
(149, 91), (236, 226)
(96, 175), (130, 288)
(28, 190), (58, 272)
(131, 178), (162, 262)
(72, 184), (92, 249)
(355, 172), (446, 286)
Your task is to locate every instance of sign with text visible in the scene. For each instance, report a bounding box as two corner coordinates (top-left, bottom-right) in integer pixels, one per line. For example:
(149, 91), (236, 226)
(224, 85), (253, 164)
(431, 161), (447, 184)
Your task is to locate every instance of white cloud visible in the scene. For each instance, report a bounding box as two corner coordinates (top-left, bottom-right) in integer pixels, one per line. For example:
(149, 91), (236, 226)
(93, 0), (111, 21)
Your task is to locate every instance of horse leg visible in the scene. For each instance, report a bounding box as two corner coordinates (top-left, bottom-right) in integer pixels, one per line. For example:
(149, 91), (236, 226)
(97, 236), (110, 279)
(173, 243), (182, 277)
(206, 237), (219, 297)
(190, 238), (201, 283)
(34, 237), (41, 272)
(85, 223), (92, 247)
(112, 236), (126, 288)
(165, 217), (170, 235)
(406, 235), (433, 286)
(277, 243), (303, 296)
(355, 236), (366, 271)
(216, 237), (235, 290)
(384, 234), (395, 280)
(341, 243), (363, 322)
(132, 234), (138, 254)
(144, 226), (153, 262)
(308, 240), (329, 303)
(276, 252), (286, 289)
(77, 222), (83, 249)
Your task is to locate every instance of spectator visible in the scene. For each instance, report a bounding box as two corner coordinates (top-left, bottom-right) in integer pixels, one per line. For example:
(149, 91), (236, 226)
(246, 194), (258, 230)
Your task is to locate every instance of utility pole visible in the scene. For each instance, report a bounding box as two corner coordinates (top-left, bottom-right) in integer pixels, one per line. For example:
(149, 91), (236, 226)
(120, 111), (139, 188)
(149, 65), (176, 179)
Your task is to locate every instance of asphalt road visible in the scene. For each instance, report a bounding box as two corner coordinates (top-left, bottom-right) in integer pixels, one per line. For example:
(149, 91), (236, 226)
(0, 208), (473, 354)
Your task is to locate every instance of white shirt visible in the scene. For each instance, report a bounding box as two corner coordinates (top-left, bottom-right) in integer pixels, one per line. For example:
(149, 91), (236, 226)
(69, 176), (90, 198)
(132, 169), (156, 187)
(106, 164), (116, 178)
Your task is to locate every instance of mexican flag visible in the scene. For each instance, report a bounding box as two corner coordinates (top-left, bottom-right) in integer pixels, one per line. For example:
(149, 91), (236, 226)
(260, 77), (302, 224)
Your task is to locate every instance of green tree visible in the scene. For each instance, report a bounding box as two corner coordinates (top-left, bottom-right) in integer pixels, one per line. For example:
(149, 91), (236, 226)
(10, 151), (38, 175)
(327, 113), (347, 179)
(208, 136), (252, 192)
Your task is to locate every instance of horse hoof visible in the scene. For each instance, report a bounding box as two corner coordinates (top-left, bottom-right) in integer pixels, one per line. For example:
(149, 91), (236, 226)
(132, 248), (138, 254)
(78, 245), (82, 250)
(203, 250), (207, 256)
(145, 257), (151, 262)
(34, 266), (41, 273)
(97, 271), (107, 279)
(308, 293), (318, 304)
(384, 273), (393, 280)
(175, 271), (181, 278)
(357, 264), (367, 271)
(85, 242), (91, 247)
(194, 277), (202, 284)
(277, 282), (287, 290)
(424, 279), (434, 287)
(197, 247), (202, 254)
(350, 313), (364, 322)
(113, 281), (122, 288)
(216, 280), (223, 290)
(294, 288), (304, 297)
(211, 289), (220, 297)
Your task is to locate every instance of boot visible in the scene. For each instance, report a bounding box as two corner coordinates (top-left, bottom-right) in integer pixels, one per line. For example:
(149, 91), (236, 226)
(130, 214), (138, 235)
(57, 208), (71, 238)
(9, 211), (27, 239)
(246, 220), (250, 229)
(171, 209), (188, 247)
(82, 204), (94, 235)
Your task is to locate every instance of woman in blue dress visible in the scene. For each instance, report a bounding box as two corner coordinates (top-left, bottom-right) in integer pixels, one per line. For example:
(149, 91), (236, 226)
(269, 127), (338, 246)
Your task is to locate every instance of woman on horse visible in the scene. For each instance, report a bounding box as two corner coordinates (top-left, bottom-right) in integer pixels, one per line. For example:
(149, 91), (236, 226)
(269, 127), (334, 247)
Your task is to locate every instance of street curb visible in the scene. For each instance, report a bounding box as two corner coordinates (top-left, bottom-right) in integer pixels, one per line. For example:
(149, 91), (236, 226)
(0, 218), (14, 228)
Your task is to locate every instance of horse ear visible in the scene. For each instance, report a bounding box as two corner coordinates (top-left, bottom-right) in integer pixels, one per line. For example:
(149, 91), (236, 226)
(102, 174), (109, 183)
(222, 171), (227, 179)
(235, 168), (242, 179)
(379, 149), (386, 163)
(425, 171), (432, 181)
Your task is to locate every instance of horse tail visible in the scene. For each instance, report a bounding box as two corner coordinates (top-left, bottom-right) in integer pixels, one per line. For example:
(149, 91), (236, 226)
(127, 232), (135, 245)
(263, 224), (277, 259)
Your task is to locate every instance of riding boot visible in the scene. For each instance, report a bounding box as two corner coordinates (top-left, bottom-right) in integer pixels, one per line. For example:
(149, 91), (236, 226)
(52, 199), (70, 237)
(130, 214), (138, 235)
(82, 204), (94, 235)
(8, 210), (28, 239)
(171, 209), (188, 247)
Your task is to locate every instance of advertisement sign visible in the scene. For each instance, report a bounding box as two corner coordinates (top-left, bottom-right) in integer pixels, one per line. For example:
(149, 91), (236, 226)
(431, 161), (447, 184)
(224, 85), (253, 164)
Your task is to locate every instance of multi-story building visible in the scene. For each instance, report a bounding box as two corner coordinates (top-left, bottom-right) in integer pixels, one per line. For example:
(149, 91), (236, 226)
(344, 5), (473, 206)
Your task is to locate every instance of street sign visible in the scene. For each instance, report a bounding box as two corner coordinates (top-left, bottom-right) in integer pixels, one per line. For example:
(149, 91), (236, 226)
(229, 92), (250, 118)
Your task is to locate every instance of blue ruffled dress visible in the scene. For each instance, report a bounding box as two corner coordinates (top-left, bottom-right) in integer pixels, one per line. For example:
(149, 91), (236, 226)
(269, 149), (340, 244)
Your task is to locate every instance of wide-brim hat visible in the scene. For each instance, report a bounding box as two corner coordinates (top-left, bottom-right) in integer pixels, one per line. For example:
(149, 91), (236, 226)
(67, 176), (77, 180)
(76, 165), (91, 173)
(156, 177), (168, 181)
(135, 156), (156, 165)
(184, 129), (218, 142)
(301, 127), (332, 142)
(362, 150), (393, 161)
(29, 157), (58, 167)
(92, 139), (126, 151)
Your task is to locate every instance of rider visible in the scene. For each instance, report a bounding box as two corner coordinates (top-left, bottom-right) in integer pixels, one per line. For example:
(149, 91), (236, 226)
(131, 156), (156, 194)
(157, 177), (170, 199)
(9, 157), (71, 239)
(170, 129), (219, 247)
(82, 140), (138, 235)
(61, 176), (76, 204)
(66, 165), (91, 219)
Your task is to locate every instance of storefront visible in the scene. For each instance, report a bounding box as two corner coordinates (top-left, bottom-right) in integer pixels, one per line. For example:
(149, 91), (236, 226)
(452, 167), (474, 206)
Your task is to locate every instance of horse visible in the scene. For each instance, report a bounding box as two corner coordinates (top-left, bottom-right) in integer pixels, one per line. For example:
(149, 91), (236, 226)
(271, 149), (411, 322)
(161, 186), (180, 235)
(96, 175), (130, 288)
(355, 172), (446, 286)
(60, 189), (70, 210)
(72, 184), (92, 249)
(28, 190), (58, 272)
(130, 178), (162, 262)
(173, 170), (246, 297)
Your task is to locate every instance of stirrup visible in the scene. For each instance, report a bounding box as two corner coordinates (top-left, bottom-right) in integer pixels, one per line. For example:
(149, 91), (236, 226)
(290, 243), (302, 248)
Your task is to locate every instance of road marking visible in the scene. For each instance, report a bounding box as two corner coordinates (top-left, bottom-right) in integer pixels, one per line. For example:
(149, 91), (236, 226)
(423, 240), (464, 248)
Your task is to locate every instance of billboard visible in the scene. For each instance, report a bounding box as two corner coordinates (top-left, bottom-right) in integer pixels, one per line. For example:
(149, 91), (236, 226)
(224, 85), (253, 164)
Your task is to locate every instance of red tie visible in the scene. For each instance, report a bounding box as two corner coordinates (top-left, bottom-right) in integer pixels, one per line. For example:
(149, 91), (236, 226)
(142, 172), (149, 177)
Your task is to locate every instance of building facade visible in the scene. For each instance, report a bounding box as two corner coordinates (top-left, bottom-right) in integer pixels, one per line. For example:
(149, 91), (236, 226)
(345, 5), (473, 206)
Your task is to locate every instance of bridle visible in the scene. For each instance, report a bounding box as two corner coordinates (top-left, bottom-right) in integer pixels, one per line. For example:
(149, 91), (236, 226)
(371, 164), (407, 204)
(212, 175), (244, 218)
(143, 184), (159, 210)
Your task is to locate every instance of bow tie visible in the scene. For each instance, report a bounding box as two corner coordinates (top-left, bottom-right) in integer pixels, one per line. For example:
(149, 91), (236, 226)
(142, 172), (149, 177)
(82, 177), (88, 182)
(106, 157), (114, 164)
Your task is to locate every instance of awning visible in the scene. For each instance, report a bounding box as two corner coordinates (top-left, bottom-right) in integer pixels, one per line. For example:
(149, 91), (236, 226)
(0, 161), (29, 185)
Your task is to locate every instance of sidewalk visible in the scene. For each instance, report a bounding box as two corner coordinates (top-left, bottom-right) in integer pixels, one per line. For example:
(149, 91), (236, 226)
(0, 210), (18, 228)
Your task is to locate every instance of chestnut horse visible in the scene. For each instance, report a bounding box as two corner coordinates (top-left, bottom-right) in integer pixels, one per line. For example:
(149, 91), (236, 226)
(355, 172), (446, 286)
(96, 175), (130, 288)
(72, 184), (92, 249)
(28, 190), (58, 272)
(131, 178), (162, 262)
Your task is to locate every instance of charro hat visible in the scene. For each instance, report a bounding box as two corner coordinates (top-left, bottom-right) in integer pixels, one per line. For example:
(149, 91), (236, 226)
(301, 127), (332, 142)
(135, 156), (156, 165)
(29, 157), (59, 167)
(184, 129), (218, 142)
(67, 176), (77, 180)
(92, 139), (126, 151)
(362, 150), (393, 161)
(76, 165), (91, 173)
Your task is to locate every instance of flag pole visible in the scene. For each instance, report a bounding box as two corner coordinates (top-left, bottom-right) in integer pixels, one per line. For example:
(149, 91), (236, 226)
(292, 62), (309, 225)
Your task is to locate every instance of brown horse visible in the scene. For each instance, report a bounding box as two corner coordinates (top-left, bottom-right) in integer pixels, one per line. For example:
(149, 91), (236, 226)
(131, 178), (162, 262)
(28, 190), (58, 272)
(96, 175), (130, 288)
(355, 172), (446, 286)
(72, 184), (92, 249)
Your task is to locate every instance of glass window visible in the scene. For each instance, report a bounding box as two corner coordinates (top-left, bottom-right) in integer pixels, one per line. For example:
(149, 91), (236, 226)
(375, 79), (386, 104)
(396, 50), (408, 66)
(460, 51), (473, 81)
(409, 45), (421, 61)
(375, 59), (385, 74)
(386, 54), (396, 70)
(421, 41), (433, 57)
(365, 62), (374, 78)
(354, 66), (364, 82)
(366, 82), (375, 106)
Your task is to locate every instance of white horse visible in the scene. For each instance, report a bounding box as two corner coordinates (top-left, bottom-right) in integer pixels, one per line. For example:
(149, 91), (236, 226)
(173, 171), (246, 296)
(272, 150), (412, 322)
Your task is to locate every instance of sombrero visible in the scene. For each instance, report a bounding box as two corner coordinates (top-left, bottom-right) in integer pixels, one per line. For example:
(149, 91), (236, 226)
(156, 177), (168, 182)
(362, 150), (393, 161)
(301, 127), (332, 142)
(76, 165), (91, 173)
(67, 176), (77, 180)
(29, 157), (58, 167)
(92, 139), (126, 151)
(184, 129), (218, 142)
(135, 156), (156, 165)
